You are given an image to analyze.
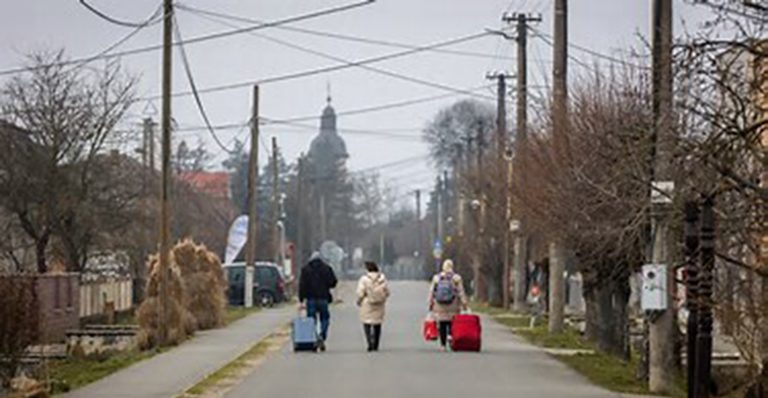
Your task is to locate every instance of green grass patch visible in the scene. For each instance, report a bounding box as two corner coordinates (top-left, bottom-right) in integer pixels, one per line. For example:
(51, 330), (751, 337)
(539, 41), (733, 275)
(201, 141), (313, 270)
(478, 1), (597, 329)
(493, 316), (533, 329)
(515, 324), (591, 350)
(183, 329), (288, 396)
(48, 348), (167, 395)
(556, 352), (686, 397)
(224, 306), (261, 325)
(491, 316), (687, 397)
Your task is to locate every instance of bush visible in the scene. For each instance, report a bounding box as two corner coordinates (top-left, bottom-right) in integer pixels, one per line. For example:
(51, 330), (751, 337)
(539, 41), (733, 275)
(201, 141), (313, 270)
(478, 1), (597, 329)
(0, 276), (39, 388)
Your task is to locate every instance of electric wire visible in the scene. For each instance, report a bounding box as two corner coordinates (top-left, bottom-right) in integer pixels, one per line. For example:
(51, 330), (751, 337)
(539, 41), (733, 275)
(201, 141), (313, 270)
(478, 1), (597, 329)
(0, 5), (163, 77)
(173, 14), (236, 154)
(141, 13), (495, 101)
(530, 27), (650, 70)
(79, 0), (163, 28)
(176, 3), (519, 62)
(0, 0), (373, 77)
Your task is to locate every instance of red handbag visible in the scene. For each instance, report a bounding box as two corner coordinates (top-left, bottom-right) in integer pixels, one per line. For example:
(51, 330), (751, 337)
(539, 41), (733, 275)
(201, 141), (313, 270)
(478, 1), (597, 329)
(423, 316), (438, 341)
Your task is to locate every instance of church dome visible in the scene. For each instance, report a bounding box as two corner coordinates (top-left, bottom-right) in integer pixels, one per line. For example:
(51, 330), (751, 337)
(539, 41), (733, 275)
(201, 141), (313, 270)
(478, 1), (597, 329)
(309, 97), (347, 161)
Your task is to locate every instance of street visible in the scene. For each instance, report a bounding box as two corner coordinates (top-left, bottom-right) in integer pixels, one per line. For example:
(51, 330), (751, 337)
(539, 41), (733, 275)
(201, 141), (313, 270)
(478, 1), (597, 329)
(227, 281), (616, 398)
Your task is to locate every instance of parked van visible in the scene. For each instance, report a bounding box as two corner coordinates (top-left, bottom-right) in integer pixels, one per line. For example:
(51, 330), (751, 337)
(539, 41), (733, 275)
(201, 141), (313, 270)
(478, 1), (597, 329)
(223, 262), (287, 307)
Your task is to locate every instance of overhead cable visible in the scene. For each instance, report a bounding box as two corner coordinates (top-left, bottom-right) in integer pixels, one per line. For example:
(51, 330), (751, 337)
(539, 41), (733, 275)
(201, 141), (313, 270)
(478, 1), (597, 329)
(0, 0), (374, 77)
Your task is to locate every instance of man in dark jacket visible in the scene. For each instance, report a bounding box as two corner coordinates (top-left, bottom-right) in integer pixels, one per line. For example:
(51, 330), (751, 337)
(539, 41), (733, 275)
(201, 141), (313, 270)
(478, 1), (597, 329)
(299, 253), (338, 351)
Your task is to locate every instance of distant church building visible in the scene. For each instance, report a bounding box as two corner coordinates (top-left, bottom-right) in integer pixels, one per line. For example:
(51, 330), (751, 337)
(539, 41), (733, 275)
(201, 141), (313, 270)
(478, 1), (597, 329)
(305, 94), (354, 252)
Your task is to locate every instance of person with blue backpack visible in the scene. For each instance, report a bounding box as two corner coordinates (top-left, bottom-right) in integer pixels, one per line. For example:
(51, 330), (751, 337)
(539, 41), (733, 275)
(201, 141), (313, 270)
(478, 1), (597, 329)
(428, 259), (468, 351)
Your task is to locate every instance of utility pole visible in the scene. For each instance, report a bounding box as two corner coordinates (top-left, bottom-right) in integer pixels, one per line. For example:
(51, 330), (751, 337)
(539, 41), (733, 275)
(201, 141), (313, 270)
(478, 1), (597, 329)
(649, 0), (674, 393)
(244, 85), (260, 309)
(271, 137), (280, 263)
(502, 11), (540, 312)
(416, 189), (423, 260)
(380, 231), (385, 266)
(157, 0), (173, 345)
(486, 71), (512, 307)
(436, 176), (444, 273)
(549, 0), (568, 334)
(684, 201), (700, 398)
(474, 127), (487, 302)
(296, 154), (305, 274)
(696, 197), (715, 398)
(319, 195), (327, 243)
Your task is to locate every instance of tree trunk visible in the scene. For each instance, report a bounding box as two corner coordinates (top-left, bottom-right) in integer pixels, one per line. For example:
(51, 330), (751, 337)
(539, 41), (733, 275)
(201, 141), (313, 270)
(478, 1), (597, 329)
(593, 277), (631, 360)
(35, 234), (49, 274)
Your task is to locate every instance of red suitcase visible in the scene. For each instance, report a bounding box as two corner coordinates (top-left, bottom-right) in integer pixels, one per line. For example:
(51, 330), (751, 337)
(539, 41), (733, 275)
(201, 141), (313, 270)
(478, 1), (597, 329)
(450, 314), (481, 351)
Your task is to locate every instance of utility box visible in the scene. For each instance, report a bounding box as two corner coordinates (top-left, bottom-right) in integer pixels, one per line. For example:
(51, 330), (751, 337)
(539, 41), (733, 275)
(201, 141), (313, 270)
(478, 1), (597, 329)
(641, 264), (668, 311)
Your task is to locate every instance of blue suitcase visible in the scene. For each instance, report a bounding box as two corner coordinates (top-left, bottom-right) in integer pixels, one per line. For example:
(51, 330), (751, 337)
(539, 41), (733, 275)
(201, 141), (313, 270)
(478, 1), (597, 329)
(292, 316), (318, 352)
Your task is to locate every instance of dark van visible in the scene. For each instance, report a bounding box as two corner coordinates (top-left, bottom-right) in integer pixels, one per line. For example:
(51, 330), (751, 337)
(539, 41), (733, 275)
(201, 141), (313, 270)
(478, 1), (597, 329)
(224, 262), (287, 307)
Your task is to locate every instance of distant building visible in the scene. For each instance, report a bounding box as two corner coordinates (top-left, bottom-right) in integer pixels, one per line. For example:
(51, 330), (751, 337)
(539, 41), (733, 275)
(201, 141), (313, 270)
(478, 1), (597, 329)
(304, 95), (354, 254)
(178, 171), (231, 200)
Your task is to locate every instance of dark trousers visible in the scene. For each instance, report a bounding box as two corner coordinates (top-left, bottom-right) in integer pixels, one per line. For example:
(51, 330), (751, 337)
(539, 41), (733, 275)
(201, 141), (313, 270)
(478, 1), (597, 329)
(438, 321), (451, 347)
(363, 323), (382, 351)
(307, 299), (330, 340)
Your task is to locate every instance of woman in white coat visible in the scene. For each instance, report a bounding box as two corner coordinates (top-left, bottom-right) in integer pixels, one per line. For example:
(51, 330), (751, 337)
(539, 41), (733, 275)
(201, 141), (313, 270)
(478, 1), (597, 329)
(356, 261), (390, 352)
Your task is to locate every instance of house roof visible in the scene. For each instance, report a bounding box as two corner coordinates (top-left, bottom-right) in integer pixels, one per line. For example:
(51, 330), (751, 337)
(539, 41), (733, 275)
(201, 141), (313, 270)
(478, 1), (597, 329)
(178, 171), (231, 200)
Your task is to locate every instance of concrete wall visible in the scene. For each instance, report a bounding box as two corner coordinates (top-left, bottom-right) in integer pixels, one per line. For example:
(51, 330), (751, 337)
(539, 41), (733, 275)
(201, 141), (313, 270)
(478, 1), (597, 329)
(34, 273), (80, 343)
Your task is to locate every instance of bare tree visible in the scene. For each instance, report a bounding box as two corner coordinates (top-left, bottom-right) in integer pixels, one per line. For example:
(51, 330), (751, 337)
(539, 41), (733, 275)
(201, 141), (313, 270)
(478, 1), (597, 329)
(0, 51), (137, 272)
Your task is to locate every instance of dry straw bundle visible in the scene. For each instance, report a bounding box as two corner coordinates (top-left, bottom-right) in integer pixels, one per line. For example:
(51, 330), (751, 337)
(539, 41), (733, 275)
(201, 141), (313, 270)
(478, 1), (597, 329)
(136, 239), (227, 349)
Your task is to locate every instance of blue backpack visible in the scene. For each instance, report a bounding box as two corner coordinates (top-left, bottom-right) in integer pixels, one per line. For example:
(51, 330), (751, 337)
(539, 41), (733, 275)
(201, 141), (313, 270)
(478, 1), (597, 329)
(434, 273), (457, 304)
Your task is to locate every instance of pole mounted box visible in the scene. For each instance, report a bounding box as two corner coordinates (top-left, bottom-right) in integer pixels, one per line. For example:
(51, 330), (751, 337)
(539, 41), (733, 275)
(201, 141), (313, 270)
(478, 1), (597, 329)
(641, 264), (668, 311)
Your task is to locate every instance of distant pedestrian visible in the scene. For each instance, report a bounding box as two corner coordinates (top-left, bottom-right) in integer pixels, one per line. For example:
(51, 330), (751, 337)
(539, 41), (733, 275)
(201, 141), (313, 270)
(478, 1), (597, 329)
(428, 259), (468, 351)
(299, 252), (338, 351)
(356, 261), (390, 352)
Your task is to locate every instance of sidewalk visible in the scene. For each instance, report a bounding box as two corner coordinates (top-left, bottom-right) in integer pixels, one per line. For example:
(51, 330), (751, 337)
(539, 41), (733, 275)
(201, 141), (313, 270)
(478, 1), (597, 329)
(61, 306), (294, 398)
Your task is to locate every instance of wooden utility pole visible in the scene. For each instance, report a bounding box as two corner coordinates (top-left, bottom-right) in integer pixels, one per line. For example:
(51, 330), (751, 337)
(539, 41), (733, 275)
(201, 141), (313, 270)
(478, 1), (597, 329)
(474, 127), (487, 302)
(649, 0), (674, 392)
(696, 197), (715, 398)
(271, 137), (280, 263)
(486, 72), (512, 307)
(157, 0), (174, 345)
(296, 155), (305, 272)
(684, 201), (701, 398)
(244, 85), (260, 309)
(416, 189), (423, 259)
(549, 0), (568, 334)
(503, 12), (540, 312)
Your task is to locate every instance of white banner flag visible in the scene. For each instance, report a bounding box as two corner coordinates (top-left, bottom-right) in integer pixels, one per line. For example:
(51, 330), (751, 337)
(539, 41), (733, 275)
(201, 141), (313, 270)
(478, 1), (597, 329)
(225, 215), (249, 264)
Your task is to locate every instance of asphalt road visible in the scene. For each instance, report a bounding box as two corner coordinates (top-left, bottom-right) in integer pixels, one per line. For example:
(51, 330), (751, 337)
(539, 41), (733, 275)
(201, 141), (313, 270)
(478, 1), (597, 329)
(226, 281), (621, 398)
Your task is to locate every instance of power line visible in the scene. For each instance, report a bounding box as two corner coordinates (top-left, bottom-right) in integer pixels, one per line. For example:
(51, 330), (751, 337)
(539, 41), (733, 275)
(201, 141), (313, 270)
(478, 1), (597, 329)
(531, 27), (650, 70)
(0, 5), (163, 77)
(177, 3), (523, 62)
(79, 0), (163, 28)
(140, 14), (495, 101)
(0, 0), (374, 77)
(173, 15), (236, 154)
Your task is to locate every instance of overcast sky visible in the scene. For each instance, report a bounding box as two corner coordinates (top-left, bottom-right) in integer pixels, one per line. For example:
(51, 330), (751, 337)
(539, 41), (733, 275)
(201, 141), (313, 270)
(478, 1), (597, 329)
(0, 0), (711, 208)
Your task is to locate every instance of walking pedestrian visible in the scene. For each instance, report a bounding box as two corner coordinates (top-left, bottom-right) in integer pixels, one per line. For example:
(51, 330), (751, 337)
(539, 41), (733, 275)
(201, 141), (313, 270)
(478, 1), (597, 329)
(428, 259), (468, 351)
(356, 261), (390, 352)
(298, 252), (338, 351)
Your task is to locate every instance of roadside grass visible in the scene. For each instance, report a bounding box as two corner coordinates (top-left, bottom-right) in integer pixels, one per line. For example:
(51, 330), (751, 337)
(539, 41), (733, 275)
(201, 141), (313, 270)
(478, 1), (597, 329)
(473, 302), (686, 397)
(48, 348), (167, 395)
(181, 327), (289, 397)
(224, 306), (261, 325)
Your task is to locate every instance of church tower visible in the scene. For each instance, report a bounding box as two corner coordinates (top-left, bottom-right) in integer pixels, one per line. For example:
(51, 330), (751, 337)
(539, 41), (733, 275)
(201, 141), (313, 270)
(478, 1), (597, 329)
(305, 94), (352, 253)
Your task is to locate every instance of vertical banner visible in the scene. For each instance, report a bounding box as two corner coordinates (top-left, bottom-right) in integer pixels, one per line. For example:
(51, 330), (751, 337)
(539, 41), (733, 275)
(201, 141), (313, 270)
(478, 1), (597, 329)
(225, 215), (249, 264)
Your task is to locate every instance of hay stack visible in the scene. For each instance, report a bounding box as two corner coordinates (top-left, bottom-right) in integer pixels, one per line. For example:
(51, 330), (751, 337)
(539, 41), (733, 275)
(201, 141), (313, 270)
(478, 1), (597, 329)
(136, 254), (195, 349)
(173, 239), (227, 330)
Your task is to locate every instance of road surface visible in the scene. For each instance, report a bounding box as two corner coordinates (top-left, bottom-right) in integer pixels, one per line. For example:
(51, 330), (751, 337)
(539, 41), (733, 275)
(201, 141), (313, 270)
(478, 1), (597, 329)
(227, 281), (620, 398)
